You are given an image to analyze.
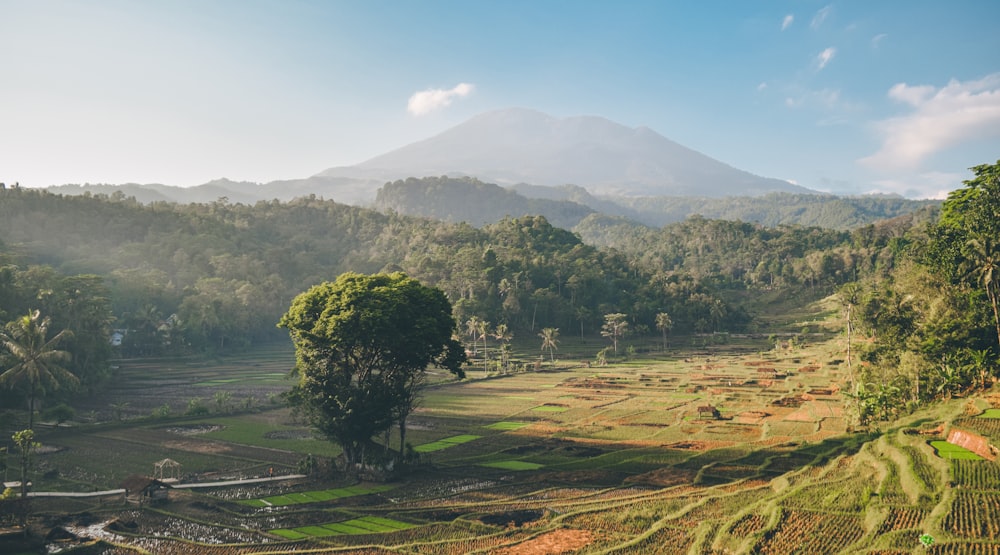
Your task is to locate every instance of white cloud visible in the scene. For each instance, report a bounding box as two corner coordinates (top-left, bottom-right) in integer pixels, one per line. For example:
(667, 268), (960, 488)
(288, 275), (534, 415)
(407, 82), (474, 116)
(781, 14), (794, 31)
(757, 82), (768, 91)
(869, 171), (965, 199)
(784, 88), (841, 110)
(861, 73), (1000, 170)
(871, 33), (887, 48)
(816, 47), (836, 70)
(811, 5), (831, 29)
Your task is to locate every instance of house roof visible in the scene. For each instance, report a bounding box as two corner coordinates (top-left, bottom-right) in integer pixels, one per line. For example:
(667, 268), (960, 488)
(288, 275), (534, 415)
(121, 474), (171, 492)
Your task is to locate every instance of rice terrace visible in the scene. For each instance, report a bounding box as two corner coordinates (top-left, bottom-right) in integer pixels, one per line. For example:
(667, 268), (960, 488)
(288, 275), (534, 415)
(5, 294), (1000, 554)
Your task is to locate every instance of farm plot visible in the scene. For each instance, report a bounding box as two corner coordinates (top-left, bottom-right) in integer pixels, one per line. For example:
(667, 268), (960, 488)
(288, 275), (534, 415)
(269, 515), (416, 539)
(931, 440), (984, 460)
(240, 484), (394, 507)
(27, 327), (1000, 553)
(414, 434), (481, 453)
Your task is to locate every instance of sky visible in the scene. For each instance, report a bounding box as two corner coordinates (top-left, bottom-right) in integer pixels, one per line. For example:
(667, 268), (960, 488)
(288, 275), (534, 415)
(2, 1), (999, 199)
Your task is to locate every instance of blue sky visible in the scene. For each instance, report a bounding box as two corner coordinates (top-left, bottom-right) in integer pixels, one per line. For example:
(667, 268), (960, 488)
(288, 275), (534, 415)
(2, 1), (998, 199)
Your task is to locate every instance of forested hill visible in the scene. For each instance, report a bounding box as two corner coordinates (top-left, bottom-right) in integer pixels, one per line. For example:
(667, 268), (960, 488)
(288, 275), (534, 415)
(373, 176), (939, 230)
(0, 186), (891, 359)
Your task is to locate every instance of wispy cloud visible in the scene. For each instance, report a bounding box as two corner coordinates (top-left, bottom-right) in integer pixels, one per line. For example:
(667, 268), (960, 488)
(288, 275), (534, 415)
(861, 73), (1000, 170)
(811, 5), (831, 29)
(871, 33), (888, 48)
(785, 88), (841, 110)
(816, 47), (836, 71)
(869, 171), (965, 199)
(781, 14), (794, 31)
(407, 83), (474, 116)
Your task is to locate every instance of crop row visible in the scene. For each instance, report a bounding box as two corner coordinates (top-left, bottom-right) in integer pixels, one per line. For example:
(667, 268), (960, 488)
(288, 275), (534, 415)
(955, 416), (1000, 441)
(602, 525), (693, 554)
(951, 459), (1000, 490)
(876, 508), (928, 535)
(728, 513), (769, 538)
(754, 510), (865, 554)
(901, 445), (940, 494)
(944, 491), (1000, 539)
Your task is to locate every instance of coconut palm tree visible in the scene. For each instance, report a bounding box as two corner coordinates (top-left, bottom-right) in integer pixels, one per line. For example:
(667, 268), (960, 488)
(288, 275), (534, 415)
(655, 312), (673, 351)
(0, 310), (75, 429)
(539, 327), (559, 364)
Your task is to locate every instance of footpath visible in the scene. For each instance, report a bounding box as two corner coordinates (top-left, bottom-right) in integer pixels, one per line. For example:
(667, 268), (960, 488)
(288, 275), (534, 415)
(26, 474), (307, 498)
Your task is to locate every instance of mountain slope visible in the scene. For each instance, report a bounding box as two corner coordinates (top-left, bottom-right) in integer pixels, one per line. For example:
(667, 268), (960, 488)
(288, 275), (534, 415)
(320, 108), (813, 197)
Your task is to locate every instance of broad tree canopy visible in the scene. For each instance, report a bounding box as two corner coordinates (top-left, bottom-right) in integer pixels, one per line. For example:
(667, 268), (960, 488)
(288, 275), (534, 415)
(278, 272), (464, 467)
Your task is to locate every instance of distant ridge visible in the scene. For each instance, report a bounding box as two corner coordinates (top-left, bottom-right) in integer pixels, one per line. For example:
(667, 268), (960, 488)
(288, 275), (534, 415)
(48, 108), (825, 209)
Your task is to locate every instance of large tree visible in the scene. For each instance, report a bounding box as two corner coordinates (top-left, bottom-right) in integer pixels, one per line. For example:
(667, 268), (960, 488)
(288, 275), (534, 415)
(278, 273), (465, 469)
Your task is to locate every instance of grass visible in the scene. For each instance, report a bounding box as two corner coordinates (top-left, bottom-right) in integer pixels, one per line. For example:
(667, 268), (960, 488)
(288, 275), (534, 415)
(532, 405), (569, 412)
(240, 484), (394, 507)
(413, 434), (482, 453)
(479, 460), (544, 470)
(929, 440), (984, 460)
(485, 421), (531, 431)
(270, 516), (415, 538)
(979, 408), (1000, 419)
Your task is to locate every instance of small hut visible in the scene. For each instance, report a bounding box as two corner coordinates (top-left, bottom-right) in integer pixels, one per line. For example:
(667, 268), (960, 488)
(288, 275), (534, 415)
(121, 475), (171, 506)
(153, 458), (182, 481)
(697, 405), (721, 419)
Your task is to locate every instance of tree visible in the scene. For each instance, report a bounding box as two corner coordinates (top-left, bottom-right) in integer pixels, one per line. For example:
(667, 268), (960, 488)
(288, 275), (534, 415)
(0, 311), (75, 429)
(539, 327), (559, 363)
(11, 429), (37, 529)
(838, 282), (862, 393)
(601, 313), (629, 354)
(278, 273), (465, 469)
(928, 161), (1000, 348)
(655, 312), (673, 351)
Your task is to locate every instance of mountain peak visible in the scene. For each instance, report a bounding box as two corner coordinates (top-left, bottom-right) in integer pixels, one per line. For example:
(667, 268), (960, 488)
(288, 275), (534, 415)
(319, 108), (813, 197)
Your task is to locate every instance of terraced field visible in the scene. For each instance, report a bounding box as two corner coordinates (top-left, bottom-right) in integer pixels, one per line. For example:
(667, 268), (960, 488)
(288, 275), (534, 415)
(12, 306), (1000, 554)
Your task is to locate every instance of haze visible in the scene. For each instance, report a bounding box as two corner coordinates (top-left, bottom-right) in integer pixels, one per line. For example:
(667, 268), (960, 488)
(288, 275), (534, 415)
(2, 0), (999, 199)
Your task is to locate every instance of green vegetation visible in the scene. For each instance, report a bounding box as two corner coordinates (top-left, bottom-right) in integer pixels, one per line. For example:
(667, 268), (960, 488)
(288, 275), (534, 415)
(241, 484), (394, 507)
(413, 434), (481, 453)
(279, 272), (465, 469)
(0, 162), (999, 552)
(930, 440), (984, 460)
(269, 515), (416, 539)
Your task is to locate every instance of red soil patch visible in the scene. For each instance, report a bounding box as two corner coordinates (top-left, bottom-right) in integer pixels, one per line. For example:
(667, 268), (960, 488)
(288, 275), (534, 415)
(493, 529), (594, 555)
(947, 428), (997, 461)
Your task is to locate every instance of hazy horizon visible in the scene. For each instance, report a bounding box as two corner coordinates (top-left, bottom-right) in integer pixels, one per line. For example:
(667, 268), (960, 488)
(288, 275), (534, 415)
(3, 1), (999, 199)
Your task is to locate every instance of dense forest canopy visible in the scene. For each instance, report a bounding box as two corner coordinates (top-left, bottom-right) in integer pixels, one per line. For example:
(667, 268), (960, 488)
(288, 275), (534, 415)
(0, 162), (996, 422)
(373, 175), (940, 230)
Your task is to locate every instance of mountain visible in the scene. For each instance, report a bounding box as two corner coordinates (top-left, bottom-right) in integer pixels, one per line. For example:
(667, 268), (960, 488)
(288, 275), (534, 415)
(319, 108), (814, 197)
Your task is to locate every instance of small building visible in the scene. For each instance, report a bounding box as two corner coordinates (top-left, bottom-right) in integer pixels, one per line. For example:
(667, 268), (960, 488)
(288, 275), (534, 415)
(697, 405), (721, 419)
(120, 475), (171, 506)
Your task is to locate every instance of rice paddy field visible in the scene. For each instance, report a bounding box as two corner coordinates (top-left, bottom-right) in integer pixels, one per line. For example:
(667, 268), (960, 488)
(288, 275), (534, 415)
(8, 298), (1000, 554)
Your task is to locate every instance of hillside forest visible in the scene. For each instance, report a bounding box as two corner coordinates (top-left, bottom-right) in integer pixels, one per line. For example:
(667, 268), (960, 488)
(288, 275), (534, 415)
(0, 160), (998, 428)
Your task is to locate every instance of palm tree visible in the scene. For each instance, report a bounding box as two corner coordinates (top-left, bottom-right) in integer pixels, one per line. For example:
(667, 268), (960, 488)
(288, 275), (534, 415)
(476, 319), (489, 372)
(601, 313), (628, 354)
(465, 316), (482, 358)
(539, 328), (559, 364)
(655, 312), (673, 351)
(0, 310), (75, 429)
(838, 283), (862, 394)
(493, 324), (512, 372)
